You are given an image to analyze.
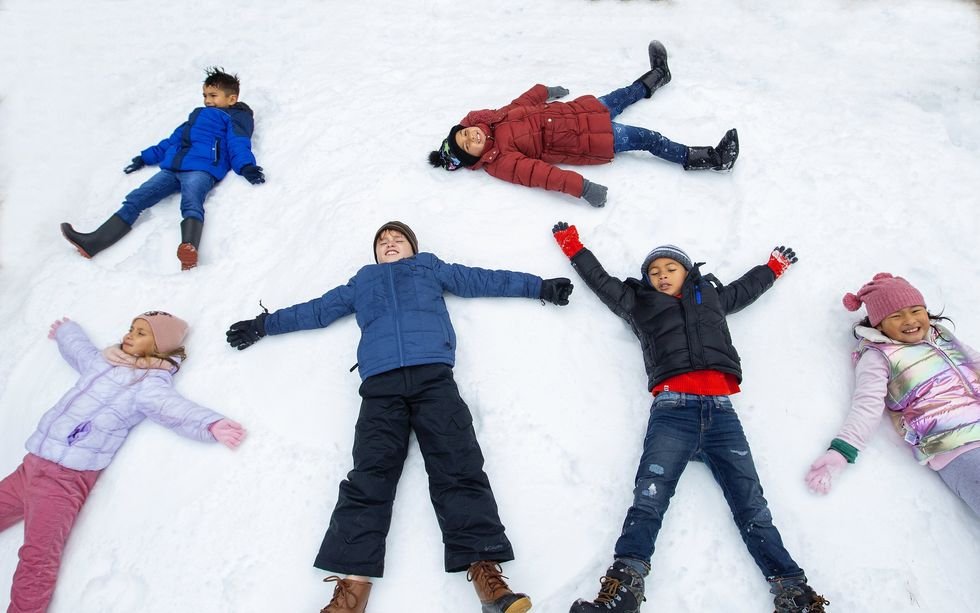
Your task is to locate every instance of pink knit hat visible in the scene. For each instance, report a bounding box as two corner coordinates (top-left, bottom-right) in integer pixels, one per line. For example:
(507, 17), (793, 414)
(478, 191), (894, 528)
(135, 311), (189, 353)
(842, 273), (925, 326)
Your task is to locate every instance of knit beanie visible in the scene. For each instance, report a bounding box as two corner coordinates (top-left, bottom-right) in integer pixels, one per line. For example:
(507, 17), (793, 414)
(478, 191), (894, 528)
(136, 311), (189, 353)
(373, 221), (419, 262)
(640, 244), (693, 280)
(428, 125), (480, 171)
(842, 273), (925, 326)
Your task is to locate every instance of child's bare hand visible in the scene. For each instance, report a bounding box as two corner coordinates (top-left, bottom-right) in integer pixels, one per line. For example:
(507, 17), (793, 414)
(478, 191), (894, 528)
(48, 317), (70, 339)
(209, 418), (247, 449)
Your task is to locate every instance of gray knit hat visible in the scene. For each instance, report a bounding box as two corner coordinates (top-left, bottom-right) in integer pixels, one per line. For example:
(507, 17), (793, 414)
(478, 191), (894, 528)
(641, 244), (693, 279)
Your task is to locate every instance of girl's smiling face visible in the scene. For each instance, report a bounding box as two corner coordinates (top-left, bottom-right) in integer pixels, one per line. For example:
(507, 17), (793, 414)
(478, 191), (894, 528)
(122, 318), (157, 357)
(454, 126), (487, 157)
(876, 305), (930, 343)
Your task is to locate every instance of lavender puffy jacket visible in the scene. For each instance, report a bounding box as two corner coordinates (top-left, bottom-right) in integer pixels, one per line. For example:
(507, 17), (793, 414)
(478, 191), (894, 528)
(25, 321), (223, 471)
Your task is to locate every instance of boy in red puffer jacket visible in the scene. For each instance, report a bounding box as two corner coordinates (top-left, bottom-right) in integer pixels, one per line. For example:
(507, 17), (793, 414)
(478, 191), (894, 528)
(429, 41), (738, 208)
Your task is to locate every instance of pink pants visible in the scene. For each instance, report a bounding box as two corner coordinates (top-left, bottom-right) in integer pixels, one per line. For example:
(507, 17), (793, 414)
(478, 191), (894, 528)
(0, 454), (101, 613)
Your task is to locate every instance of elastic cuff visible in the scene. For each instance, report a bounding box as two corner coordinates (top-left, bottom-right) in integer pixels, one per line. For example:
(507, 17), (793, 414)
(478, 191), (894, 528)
(829, 438), (859, 464)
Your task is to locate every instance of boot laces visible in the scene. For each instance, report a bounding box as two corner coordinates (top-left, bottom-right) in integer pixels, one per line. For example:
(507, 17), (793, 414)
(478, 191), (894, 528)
(594, 574), (624, 604)
(467, 561), (511, 599)
(321, 576), (358, 612)
(773, 585), (830, 613)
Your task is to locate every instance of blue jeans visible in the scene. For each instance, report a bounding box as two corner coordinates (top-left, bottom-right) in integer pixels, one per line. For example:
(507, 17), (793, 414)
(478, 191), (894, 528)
(598, 83), (688, 165)
(116, 169), (216, 225)
(614, 392), (804, 581)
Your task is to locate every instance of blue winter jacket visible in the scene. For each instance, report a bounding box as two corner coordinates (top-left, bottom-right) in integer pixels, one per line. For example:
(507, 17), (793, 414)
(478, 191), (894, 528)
(139, 102), (257, 180)
(264, 253), (543, 380)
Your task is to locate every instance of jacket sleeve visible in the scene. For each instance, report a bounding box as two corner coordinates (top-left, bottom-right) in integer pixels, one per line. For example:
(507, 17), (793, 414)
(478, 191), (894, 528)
(140, 123), (184, 166)
(136, 378), (224, 443)
(431, 256), (542, 299)
(483, 152), (585, 197)
(508, 84), (549, 109)
(263, 281), (357, 335)
(716, 265), (777, 314)
(835, 350), (890, 453)
(55, 321), (103, 374)
(569, 248), (636, 321)
(226, 112), (257, 173)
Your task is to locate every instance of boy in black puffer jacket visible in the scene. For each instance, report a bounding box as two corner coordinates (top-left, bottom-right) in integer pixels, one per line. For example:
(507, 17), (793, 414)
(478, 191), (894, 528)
(551, 222), (828, 613)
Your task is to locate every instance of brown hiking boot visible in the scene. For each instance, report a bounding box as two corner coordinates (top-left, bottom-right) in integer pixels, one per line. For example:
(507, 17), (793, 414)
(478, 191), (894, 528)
(320, 576), (372, 613)
(467, 561), (532, 613)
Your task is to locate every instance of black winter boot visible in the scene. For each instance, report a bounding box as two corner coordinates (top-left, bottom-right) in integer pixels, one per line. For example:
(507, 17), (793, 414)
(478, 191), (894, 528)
(60, 214), (131, 258)
(569, 560), (646, 613)
(770, 576), (830, 613)
(177, 217), (204, 271)
(634, 40), (671, 98)
(683, 128), (739, 172)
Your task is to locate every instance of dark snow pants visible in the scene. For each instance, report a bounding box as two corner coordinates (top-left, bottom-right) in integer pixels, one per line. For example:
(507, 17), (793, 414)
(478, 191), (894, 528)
(313, 363), (514, 577)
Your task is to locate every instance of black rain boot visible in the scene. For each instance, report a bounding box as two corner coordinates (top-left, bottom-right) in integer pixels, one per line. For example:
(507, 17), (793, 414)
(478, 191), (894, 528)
(634, 40), (671, 98)
(683, 128), (739, 172)
(770, 576), (830, 613)
(60, 214), (131, 258)
(569, 560), (646, 613)
(177, 217), (204, 271)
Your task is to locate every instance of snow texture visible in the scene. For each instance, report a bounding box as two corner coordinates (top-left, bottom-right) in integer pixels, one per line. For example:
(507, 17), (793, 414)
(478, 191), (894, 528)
(1, 0), (979, 611)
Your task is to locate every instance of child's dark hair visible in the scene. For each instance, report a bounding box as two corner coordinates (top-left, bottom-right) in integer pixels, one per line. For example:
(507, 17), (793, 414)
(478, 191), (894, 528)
(204, 66), (240, 96)
(853, 311), (955, 341)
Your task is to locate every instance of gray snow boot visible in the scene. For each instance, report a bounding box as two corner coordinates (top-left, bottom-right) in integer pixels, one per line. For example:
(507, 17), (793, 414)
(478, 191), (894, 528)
(569, 560), (646, 613)
(60, 214), (131, 258)
(683, 128), (739, 172)
(177, 217), (204, 271)
(634, 40), (671, 98)
(770, 576), (830, 613)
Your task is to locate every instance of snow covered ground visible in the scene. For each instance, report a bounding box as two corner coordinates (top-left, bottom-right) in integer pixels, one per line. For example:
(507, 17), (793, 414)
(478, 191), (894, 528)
(1, 0), (979, 611)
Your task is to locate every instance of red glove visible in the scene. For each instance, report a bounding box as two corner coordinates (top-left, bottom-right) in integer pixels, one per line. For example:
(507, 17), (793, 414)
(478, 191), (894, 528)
(552, 222), (584, 258)
(767, 245), (797, 278)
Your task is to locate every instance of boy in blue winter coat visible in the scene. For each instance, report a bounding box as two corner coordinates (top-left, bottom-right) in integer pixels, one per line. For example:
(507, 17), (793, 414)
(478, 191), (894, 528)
(226, 221), (573, 613)
(60, 67), (264, 271)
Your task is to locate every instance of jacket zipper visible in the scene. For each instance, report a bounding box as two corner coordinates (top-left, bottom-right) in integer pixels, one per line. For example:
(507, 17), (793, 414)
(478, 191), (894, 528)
(386, 266), (405, 367)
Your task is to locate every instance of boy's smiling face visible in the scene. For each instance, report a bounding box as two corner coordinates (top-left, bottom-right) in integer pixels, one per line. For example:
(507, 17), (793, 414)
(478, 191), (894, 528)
(647, 257), (688, 295)
(375, 230), (414, 264)
(202, 85), (238, 108)
(454, 126), (487, 157)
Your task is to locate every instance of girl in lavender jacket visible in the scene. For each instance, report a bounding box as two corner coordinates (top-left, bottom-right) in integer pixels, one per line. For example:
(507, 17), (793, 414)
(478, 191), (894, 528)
(806, 273), (980, 516)
(0, 311), (246, 613)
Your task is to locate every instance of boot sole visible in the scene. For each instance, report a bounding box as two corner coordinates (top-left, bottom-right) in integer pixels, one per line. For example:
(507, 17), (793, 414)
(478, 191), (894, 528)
(503, 596), (532, 613)
(177, 243), (198, 271)
(60, 228), (93, 259)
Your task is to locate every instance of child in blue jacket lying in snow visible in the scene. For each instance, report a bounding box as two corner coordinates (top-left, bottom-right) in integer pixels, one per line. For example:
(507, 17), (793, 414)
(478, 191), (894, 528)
(226, 221), (573, 613)
(60, 67), (264, 271)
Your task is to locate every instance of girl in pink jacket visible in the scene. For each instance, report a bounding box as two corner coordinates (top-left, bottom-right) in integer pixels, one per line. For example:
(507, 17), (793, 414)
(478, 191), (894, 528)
(0, 311), (246, 613)
(806, 273), (980, 516)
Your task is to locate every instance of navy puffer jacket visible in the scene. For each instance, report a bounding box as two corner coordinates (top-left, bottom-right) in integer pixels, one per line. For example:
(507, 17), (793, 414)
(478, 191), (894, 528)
(140, 102), (257, 180)
(264, 253), (543, 380)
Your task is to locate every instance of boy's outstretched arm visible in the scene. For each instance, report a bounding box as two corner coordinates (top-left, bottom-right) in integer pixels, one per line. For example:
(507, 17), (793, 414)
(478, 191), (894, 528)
(717, 245), (799, 314)
(552, 222), (635, 319)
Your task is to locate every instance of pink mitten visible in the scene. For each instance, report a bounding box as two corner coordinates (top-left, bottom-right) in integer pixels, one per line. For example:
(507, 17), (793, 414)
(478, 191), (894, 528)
(209, 419), (247, 449)
(805, 450), (848, 494)
(48, 317), (70, 339)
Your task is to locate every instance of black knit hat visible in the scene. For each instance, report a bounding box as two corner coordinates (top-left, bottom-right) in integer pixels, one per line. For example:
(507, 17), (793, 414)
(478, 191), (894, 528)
(428, 125), (480, 171)
(373, 221), (419, 262)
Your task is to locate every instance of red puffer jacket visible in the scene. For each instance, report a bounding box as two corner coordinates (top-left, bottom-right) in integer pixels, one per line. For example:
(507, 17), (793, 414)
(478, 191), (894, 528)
(462, 84), (614, 198)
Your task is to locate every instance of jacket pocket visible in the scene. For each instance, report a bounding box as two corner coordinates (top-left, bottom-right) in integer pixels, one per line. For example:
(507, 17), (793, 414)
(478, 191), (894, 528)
(212, 137), (221, 165)
(66, 421), (92, 445)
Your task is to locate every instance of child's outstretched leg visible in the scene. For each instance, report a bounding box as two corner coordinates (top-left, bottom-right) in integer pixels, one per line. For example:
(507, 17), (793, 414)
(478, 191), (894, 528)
(683, 128), (740, 172)
(60, 215), (131, 258)
(937, 447), (980, 517)
(610, 122), (689, 166)
(636, 40), (671, 98)
(175, 171), (215, 271)
(8, 455), (99, 613)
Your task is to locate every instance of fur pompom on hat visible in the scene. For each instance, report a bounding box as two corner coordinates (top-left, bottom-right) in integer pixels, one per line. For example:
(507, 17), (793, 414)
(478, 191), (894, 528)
(373, 221), (419, 262)
(135, 311), (188, 353)
(429, 125), (479, 171)
(640, 244), (693, 282)
(842, 273), (925, 326)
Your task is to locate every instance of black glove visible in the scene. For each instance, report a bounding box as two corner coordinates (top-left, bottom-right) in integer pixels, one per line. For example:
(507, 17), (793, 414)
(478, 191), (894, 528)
(226, 313), (268, 350)
(123, 156), (145, 174)
(580, 179), (608, 208)
(241, 164), (265, 185)
(540, 278), (574, 306)
(546, 85), (570, 100)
